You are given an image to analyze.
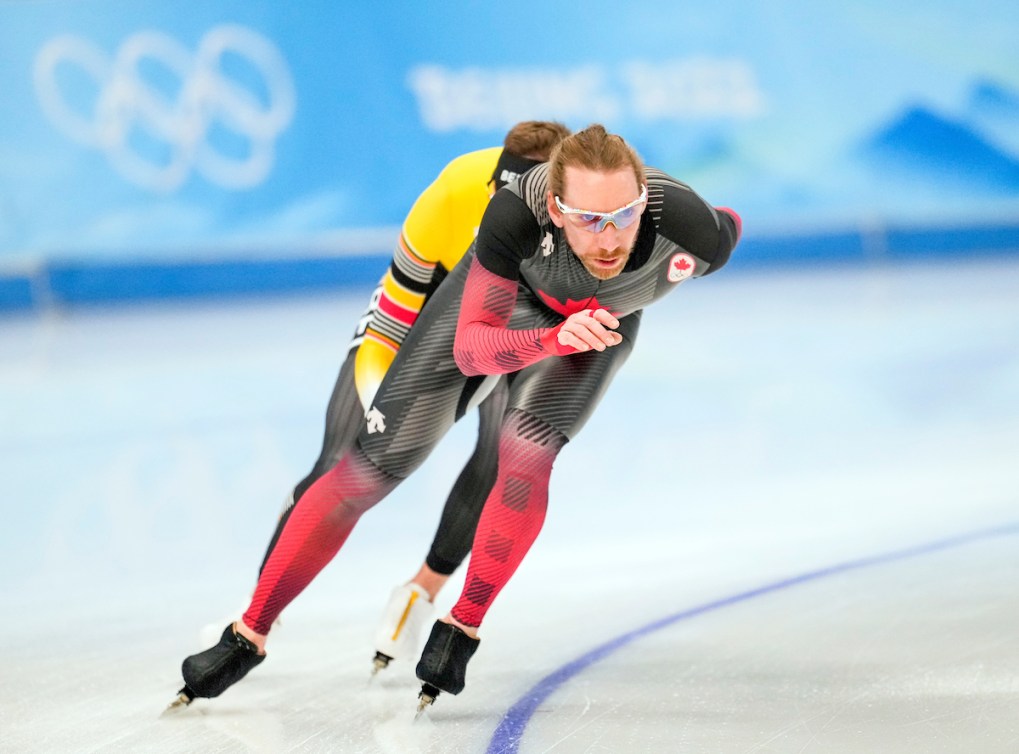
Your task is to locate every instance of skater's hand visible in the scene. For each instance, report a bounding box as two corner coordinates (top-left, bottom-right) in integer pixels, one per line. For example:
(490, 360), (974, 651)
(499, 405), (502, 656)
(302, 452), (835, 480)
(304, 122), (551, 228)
(555, 309), (622, 352)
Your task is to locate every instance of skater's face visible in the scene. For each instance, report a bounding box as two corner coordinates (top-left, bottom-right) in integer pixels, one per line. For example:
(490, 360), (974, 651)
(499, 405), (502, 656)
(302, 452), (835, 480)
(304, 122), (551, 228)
(548, 166), (646, 281)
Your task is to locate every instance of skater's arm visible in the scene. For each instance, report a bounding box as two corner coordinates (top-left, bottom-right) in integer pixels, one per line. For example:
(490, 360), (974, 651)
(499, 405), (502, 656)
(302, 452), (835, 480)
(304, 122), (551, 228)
(453, 257), (621, 376)
(653, 179), (742, 277)
(369, 151), (496, 347)
(355, 151), (500, 403)
(453, 191), (623, 377)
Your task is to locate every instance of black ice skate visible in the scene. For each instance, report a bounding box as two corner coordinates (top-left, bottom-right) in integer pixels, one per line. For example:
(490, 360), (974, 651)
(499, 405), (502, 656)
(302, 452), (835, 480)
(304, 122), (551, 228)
(164, 623), (266, 713)
(414, 620), (480, 713)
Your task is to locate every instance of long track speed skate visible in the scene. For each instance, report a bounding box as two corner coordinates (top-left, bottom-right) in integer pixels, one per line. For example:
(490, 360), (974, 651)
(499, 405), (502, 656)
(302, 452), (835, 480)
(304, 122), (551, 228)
(414, 620), (480, 714)
(164, 623), (265, 714)
(371, 583), (434, 676)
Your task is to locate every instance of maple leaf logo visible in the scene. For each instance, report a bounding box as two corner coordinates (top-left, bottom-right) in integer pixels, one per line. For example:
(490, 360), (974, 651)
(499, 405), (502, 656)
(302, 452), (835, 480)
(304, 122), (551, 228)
(667, 253), (696, 283)
(537, 290), (618, 317)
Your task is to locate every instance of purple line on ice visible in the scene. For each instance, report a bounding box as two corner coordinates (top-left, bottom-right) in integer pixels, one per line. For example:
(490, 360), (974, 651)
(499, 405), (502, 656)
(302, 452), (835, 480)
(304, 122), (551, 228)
(486, 521), (1019, 754)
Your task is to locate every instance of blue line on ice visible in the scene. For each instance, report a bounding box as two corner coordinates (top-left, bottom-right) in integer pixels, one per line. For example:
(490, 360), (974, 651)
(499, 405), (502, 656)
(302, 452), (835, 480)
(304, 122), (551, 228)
(486, 521), (1019, 754)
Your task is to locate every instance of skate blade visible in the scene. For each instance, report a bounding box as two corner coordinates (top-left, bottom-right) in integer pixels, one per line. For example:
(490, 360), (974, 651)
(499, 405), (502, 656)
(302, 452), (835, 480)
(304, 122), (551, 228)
(160, 689), (194, 717)
(368, 652), (392, 683)
(414, 685), (439, 721)
(413, 700), (432, 721)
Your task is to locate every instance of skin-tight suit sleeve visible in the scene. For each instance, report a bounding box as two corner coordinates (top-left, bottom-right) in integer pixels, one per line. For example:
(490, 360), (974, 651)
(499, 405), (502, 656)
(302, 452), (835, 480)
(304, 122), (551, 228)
(453, 257), (578, 377)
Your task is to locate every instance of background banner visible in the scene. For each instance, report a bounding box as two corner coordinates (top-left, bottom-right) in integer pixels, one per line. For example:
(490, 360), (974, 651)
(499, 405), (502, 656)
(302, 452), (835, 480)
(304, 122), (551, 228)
(1, 1), (1017, 273)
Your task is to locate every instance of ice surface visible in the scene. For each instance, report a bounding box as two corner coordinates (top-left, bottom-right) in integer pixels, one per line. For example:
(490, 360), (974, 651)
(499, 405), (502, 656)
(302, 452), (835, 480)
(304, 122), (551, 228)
(2, 257), (1017, 752)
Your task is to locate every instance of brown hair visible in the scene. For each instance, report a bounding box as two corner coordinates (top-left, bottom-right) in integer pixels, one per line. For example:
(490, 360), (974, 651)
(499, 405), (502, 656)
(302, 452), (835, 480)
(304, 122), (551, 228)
(503, 120), (572, 161)
(547, 124), (645, 197)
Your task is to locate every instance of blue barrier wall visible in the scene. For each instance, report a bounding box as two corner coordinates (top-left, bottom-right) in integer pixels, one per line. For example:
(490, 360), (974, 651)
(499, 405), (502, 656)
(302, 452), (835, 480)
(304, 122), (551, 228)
(2, 1), (1018, 310)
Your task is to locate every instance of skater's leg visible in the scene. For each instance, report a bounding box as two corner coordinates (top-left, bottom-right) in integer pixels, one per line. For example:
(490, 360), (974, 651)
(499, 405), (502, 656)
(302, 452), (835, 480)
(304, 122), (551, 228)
(414, 409), (565, 700)
(449, 408), (567, 630)
(422, 378), (508, 578)
(388, 377), (506, 606)
(294, 350), (367, 502)
(446, 310), (641, 630)
(415, 313), (640, 700)
(371, 378), (507, 670)
(179, 443), (395, 708)
(182, 404), (460, 701)
(244, 269), (477, 639)
(178, 255), (472, 704)
(258, 350), (363, 576)
(242, 445), (401, 641)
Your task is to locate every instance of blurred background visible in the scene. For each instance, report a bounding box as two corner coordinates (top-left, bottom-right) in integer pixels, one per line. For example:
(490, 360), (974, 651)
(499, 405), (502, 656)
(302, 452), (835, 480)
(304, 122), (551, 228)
(3, 4), (1019, 750)
(2, 0), (1017, 310)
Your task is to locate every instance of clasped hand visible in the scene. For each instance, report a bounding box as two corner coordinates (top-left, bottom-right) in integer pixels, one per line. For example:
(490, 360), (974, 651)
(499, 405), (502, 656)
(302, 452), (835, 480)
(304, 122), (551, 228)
(556, 309), (622, 352)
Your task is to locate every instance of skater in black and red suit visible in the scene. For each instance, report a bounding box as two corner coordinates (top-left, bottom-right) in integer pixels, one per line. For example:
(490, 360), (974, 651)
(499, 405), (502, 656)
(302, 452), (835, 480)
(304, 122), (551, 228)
(244, 121), (571, 673)
(172, 124), (742, 711)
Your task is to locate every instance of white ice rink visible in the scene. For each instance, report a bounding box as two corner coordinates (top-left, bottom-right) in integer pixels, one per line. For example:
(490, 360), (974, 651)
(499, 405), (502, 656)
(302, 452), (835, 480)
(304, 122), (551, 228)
(2, 256), (1018, 753)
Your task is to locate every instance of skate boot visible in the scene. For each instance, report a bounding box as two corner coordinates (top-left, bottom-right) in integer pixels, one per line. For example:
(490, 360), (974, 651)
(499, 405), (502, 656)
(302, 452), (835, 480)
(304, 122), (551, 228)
(371, 583), (434, 675)
(414, 620), (480, 712)
(166, 623), (265, 711)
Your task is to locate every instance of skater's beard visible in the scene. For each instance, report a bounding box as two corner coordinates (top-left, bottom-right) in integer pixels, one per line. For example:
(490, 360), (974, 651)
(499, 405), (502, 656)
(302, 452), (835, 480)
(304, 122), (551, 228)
(576, 244), (633, 280)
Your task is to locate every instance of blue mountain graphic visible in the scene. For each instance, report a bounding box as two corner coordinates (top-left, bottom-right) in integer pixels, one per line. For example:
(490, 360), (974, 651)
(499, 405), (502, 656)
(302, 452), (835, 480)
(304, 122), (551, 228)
(967, 78), (1019, 118)
(964, 78), (1019, 158)
(859, 105), (1019, 191)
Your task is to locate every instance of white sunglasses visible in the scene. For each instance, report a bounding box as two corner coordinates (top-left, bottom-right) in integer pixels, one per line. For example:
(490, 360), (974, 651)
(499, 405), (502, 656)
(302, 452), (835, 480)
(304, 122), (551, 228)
(554, 184), (647, 232)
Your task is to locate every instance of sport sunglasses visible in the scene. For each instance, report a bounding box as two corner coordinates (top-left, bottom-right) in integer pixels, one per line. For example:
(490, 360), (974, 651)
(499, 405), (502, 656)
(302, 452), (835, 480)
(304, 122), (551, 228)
(554, 184), (647, 232)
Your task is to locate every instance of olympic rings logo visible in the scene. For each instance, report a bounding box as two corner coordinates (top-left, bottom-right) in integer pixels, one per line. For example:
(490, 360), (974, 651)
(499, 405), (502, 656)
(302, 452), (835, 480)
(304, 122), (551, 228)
(33, 25), (296, 192)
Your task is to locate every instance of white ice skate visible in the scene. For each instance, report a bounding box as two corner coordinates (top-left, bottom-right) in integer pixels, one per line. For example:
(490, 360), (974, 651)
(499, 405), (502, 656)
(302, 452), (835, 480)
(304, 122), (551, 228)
(371, 583), (434, 675)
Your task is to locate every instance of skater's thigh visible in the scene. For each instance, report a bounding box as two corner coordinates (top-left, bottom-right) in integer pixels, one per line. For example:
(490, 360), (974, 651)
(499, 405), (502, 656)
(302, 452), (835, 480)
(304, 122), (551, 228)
(317, 351), (362, 465)
(474, 376), (509, 442)
(357, 263), (472, 479)
(506, 311), (641, 440)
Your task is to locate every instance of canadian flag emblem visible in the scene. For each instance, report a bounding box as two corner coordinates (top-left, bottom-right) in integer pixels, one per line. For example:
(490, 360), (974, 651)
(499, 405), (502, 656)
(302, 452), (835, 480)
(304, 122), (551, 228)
(667, 253), (696, 283)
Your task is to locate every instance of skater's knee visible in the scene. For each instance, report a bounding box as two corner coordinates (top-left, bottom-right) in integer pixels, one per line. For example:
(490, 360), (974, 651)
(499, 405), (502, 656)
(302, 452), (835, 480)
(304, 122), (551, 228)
(317, 447), (402, 516)
(498, 410), (568, 467)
